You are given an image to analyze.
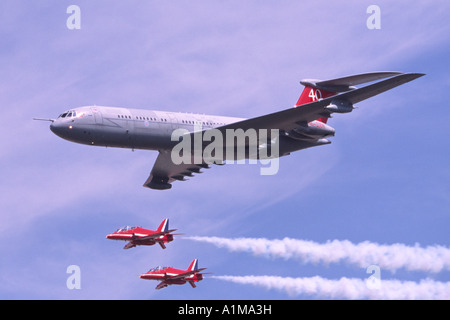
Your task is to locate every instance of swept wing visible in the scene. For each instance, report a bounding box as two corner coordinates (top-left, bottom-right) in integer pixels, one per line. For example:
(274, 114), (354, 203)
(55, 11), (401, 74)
(143, 72), (424, 189)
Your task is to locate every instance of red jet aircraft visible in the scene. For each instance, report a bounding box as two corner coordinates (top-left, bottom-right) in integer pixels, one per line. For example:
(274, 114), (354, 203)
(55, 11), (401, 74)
(140, 259), (207, 290)
(106, 218), (176, 249)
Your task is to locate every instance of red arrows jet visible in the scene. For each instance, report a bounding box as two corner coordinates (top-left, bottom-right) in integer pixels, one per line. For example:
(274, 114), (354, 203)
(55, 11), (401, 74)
(106, 218), (176, 249)
(140, 259), (207, 290)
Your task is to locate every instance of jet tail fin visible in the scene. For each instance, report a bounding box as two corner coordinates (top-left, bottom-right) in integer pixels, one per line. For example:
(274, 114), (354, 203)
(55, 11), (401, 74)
(295, 86), (336, 123)
(188, 259), (199, 272)
(156, 218), (169, 233)
(295, 72), (404, 123)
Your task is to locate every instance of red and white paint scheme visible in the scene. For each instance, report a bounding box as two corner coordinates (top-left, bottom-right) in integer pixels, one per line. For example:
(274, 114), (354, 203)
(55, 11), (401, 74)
(106, 218), (177, 249)
(140, 259), (207, 290)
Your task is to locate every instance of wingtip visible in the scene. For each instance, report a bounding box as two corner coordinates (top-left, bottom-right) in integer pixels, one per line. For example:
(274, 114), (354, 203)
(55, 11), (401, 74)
(408, 72), (426, 78)
(392, 72), (426, 82)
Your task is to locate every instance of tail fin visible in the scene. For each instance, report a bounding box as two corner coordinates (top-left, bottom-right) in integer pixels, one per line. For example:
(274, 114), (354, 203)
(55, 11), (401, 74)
(156, 218), (169, 233)
(295, 86), (337, 123)
(295, 72), (404, 123)
(188, 259), (199, 271)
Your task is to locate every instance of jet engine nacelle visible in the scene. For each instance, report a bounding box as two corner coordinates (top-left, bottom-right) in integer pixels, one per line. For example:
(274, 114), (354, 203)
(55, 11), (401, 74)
(290, 120), (335, 140)
(325, 99), (354, 113)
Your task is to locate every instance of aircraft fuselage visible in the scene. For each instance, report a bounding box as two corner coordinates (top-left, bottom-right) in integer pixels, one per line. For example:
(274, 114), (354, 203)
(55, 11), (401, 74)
(50, 105), (244, 151)
(40, 72), (423, 189)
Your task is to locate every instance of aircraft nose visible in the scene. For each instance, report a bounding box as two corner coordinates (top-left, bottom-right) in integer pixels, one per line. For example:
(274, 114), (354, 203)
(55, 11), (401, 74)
(50, 121), (72, 138)
(49, 121), (61, 135)
(106, 233), (120, 240)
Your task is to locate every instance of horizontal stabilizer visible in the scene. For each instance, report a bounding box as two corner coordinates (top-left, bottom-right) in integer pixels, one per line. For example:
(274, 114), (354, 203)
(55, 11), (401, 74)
(301, 71), (404, 93)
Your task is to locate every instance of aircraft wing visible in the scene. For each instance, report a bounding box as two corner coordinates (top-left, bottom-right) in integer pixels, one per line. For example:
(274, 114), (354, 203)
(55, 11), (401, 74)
(211, 72), (424, 133)
(169, 268), (207, 281)
(143, 150), (211, 190)
(143, 72), (423, 190)
(139, 229), (178, 240)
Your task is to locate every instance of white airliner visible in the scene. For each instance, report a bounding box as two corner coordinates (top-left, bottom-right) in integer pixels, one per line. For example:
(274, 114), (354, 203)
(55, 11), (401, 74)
(35, 72), (423, 190)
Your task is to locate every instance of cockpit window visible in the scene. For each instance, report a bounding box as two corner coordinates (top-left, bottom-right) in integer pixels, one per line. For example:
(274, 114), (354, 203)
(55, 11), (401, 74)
(58, 110), (77, 119)
(116, 226), (137, 232)
(148, 266), (168, 272)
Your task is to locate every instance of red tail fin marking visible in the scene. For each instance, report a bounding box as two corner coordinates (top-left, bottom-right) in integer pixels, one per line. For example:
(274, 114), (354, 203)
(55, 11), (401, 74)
(295, 87), (337, 123)
(156, 219), (168, 233)
(188, 259), (198, 271)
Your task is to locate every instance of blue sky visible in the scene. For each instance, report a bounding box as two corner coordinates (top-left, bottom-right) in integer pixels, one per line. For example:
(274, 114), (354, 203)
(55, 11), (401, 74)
(1, 1), (449, 299)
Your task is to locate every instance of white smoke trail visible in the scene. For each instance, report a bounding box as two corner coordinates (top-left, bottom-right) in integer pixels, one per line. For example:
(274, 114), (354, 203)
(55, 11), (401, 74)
(214, 275), (450, 300)
(186, 236), (450, 273)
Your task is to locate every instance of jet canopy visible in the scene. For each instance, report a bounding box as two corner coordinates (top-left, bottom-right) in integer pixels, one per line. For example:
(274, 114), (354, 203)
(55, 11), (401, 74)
(148, 266), (168, 272)
(116, 226), (137, 232)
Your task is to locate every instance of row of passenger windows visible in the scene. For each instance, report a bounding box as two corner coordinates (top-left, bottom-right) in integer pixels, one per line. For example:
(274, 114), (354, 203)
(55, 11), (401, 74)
(116, 114), (226, 126)
(181, 120), (226, 126)
(118, 114), (163, 121)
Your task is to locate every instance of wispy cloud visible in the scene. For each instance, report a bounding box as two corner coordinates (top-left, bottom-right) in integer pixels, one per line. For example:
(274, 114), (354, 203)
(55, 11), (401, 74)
(214, 275), (450, 300)
(186, 236), (450, 273)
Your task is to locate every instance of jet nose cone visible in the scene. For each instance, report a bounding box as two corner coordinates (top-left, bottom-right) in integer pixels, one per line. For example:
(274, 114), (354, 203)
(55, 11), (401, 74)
(50, 121), (62, 135)
(50, 121), (72, 139)
(106, 233), (120, 240)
